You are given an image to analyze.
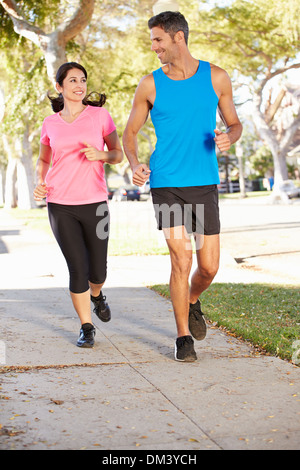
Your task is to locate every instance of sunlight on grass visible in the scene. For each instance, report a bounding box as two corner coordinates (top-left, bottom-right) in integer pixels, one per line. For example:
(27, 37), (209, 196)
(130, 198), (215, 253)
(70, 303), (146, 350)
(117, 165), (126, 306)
(151, 283), (300, 364)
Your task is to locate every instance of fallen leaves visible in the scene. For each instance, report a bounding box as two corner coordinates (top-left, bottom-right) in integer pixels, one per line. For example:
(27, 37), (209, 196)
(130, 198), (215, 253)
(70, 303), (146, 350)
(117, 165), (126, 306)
(0, 395), (10, 400)
(0, 424), (24, 437)
(50, 399), (64, 406)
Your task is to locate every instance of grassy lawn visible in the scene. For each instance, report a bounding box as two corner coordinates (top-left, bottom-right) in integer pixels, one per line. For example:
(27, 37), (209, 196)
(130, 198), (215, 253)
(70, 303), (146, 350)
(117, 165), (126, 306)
(219, 190), (271, 199)
(7, 207), (51, 233)
(151, 283), (300, 365)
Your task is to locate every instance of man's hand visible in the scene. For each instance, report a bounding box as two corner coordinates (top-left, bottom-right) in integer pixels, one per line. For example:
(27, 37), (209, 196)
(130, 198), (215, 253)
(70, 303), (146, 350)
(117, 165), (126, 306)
(214, 129), (232, 152)
(132, 164), (151, 187)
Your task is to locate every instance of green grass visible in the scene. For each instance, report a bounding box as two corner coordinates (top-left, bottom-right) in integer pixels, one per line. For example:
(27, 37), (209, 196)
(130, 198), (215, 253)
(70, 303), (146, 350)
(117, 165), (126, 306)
(219, 190), (271, 199)
(7, 207), (52, 233)
(151, 283), (300, 364)
(108, 234), (168, 256)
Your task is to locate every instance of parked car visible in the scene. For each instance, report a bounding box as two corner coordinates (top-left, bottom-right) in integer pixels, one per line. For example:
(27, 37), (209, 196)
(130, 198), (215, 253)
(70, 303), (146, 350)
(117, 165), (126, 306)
(140, 180), (150, 194)
(107, 188), (116, 200)
(278, 180), (300, 199)
(112, 185), (141, 201)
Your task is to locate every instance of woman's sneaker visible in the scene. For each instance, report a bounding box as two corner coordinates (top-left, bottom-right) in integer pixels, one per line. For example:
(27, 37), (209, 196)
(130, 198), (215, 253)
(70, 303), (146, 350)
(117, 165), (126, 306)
(174, 335), (197, 362)
(91, 291), (111, 322)
(189, 300), (207, 340)
(77, 323), (96, 348)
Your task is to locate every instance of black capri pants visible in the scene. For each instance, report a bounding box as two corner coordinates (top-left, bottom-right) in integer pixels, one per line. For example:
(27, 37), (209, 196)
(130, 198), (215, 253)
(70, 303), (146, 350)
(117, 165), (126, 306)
(48, 201), (110, 294)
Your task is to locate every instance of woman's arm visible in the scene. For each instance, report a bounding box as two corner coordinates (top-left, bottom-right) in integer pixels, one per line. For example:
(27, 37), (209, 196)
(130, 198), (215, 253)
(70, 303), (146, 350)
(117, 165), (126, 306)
(80, 130), (123, 164)
(33, 143), (52, 200)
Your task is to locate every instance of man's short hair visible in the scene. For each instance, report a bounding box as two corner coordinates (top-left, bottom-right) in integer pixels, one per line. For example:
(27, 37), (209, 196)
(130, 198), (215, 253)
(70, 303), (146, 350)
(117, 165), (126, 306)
(148, 11), (189, 45)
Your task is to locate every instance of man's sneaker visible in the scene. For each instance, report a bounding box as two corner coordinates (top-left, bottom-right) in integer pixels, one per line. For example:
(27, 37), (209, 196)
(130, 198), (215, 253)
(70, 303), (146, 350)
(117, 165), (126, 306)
(189, 300), (207, 340)
(174, 335), (197, 362)
(91, 291), (111, 322)
(77, 323), (96, 348)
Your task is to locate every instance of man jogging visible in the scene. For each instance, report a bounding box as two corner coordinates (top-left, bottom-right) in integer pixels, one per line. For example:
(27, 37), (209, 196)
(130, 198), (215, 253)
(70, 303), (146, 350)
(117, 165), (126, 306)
(123, 11), (242, 362)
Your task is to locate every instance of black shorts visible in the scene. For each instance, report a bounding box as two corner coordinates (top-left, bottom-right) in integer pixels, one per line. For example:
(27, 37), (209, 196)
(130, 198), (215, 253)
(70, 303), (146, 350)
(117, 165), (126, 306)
(151, 185), (220, 235)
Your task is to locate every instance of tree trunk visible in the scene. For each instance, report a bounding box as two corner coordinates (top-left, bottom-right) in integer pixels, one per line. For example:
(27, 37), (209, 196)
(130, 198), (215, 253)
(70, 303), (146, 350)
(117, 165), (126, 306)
(236, 140), (247, 198)
(0, 168), (4, 206)
(4, 160), (17, 209)
(17, 127), (36, 209)
(42, 32), (68, 84)
(273, 149), (289, 185)
(3, 136), (17, 209)
(252, 94), (288, 187)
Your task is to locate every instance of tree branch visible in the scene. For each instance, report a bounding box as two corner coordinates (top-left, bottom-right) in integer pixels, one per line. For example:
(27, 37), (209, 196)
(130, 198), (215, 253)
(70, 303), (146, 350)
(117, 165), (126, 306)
(1, 0), (96, 82)
(257, 61), (300, 94)
(0, 0), (45, 47)
(265, 87), (286, 124)
(280, 110), (300, 156)
(56, 0), (95, 45)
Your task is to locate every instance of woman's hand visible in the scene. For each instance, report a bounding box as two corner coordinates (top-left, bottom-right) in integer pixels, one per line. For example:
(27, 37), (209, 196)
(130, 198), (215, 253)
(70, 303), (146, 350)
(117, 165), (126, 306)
(33, 182), (48, 201)
(80, 142), (103, 161)
(81, 133), (123, 164)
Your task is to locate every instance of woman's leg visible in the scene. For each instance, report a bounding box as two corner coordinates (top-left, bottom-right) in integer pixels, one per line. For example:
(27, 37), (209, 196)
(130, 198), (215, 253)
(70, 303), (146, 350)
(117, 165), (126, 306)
(80, 202), (111, 322)
(70, 290), (92, 325)
(48, 203), (92, 325)
(81, 202), (110, 290)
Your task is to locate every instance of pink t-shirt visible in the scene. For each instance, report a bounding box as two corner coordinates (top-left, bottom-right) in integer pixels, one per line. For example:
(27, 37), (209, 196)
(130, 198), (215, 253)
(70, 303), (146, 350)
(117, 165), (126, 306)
(40, 105), (116, 205)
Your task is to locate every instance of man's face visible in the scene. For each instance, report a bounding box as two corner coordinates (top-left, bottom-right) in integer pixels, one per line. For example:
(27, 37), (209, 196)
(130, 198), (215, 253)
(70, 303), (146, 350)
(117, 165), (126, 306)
(150, 27), (177, 64)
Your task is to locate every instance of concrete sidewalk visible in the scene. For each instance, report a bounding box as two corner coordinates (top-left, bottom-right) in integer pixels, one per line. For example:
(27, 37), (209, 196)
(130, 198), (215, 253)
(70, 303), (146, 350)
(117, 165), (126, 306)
(0, 207), (299, 450)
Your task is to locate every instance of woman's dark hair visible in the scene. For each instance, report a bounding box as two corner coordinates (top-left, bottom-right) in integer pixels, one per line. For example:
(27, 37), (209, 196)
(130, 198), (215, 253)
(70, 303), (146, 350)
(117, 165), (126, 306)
(148, 11), (189, 45)
(47, 62), (106, 113)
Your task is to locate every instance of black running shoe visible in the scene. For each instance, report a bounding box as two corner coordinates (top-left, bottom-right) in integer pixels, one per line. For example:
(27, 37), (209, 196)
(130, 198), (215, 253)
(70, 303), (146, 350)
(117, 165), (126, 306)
(174, 335), (197, 362)
(91, 291), (111, 322)
(77, 323), (96, 348)
(189, 300), (207, 340)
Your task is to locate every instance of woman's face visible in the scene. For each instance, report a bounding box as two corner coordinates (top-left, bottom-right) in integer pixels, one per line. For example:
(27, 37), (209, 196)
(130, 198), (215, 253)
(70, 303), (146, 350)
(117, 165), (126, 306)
(56, 68), (87, 103)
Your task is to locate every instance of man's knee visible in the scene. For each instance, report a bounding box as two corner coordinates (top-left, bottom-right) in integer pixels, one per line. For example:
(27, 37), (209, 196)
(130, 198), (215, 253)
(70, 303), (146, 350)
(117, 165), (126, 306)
(170, 253), (193, 278)
(199, 262), (219, 280)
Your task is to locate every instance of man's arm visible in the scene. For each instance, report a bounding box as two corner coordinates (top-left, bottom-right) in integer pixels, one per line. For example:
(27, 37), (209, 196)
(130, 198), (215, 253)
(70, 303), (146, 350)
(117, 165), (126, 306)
(211, 66), (243, 152)
(123, 74), (154, 186)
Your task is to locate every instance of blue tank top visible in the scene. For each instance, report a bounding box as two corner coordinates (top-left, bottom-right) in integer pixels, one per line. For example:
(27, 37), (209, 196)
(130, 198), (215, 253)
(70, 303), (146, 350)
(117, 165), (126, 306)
(150, 60), (220, 188)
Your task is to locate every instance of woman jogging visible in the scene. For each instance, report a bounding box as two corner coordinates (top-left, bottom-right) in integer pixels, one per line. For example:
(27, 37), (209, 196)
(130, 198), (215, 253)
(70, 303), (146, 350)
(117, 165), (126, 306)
(34, 62), (123, 348)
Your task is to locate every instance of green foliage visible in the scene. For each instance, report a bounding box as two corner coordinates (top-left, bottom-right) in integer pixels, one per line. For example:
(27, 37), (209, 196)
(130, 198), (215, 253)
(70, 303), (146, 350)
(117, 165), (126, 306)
(1, 51), (50, 135)
(152, 282), (300, 363)
(0, 8), (20, 47)
(1, 0), (299, 169)
(250, 145), (274, 177)
(0, 0), (77, 32)
(194, 0), (300, 78)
